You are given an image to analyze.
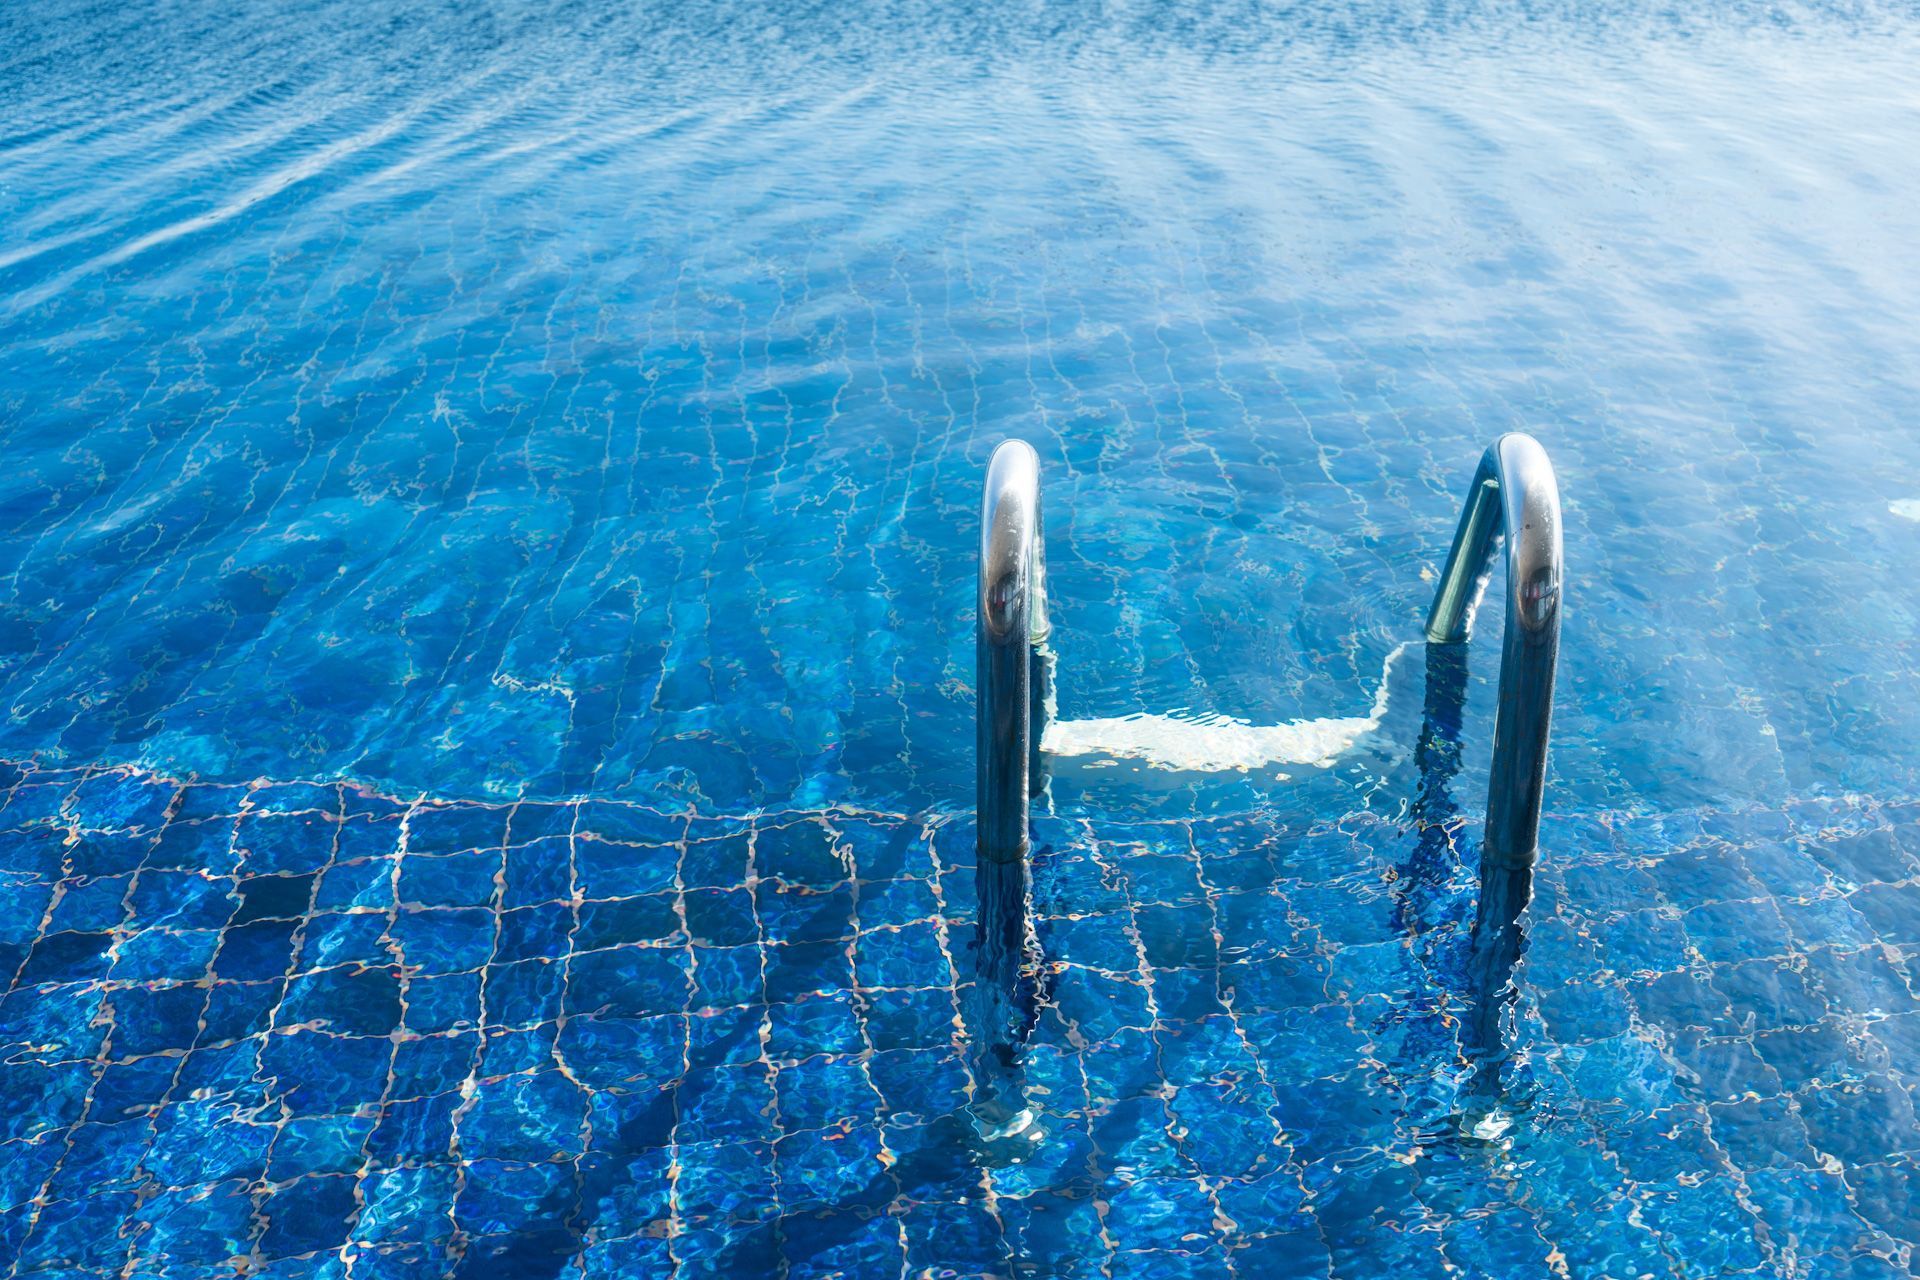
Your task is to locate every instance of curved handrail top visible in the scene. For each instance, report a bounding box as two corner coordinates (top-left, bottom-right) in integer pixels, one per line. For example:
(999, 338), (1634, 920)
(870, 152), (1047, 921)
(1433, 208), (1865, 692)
(1425, 431), (1562, 644)
(1492, 432), (1562, 636)
(980, 440), (1046, 642)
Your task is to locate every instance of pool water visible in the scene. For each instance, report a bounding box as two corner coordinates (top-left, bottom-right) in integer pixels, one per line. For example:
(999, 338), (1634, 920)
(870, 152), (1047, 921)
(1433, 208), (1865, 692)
(4, 0), (1920, 1275)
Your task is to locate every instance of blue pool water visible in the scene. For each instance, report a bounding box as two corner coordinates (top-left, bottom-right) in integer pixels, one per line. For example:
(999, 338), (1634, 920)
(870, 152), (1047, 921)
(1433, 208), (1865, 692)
(4, 0), (1920, 1275)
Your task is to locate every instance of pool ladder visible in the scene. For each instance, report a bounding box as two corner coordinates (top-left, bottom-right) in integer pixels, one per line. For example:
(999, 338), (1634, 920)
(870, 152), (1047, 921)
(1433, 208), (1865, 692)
(974, 433), (1561, 874)
(973, 433), (1561, 1088)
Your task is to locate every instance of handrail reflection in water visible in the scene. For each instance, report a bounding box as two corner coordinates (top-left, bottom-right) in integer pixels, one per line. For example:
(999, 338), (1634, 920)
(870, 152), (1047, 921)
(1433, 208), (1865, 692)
(966, 857), (1044, 1146)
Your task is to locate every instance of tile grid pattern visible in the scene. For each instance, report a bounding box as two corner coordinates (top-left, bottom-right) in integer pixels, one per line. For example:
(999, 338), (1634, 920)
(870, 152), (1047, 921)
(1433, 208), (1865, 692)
(1, 759), (1918, 1277)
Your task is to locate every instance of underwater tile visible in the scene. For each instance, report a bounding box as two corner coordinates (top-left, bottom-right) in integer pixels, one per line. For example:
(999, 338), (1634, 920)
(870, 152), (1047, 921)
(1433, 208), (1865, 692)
(1684, 896), (1794, 965)
(0, 1059), (94, 1144)
(236, 812), (341, 876)
(231, 872), (318, 924)
(67, 771), (175, 834)
(675, 1138), (777, 1224)
(299, 910), (394, 971)
(574, 894), (676, 952)
(762, 939), (853, 1004)
(1042, 911), (1137, 973)
(260, 1030), (394, 1116)
(861, 984), (958, 1052)
(357, 1162), (461, 1245)
(509, 801), (579, 846)
(405, 804), (510, 857)
(313, 856), (396, 911)
(17, 1187), (142, 1271)
(147, 1096), (275, 1186)
(397, 849), (500, 909)
(573, 802), (683, 850)
(481, 906), (571, 973)
(462, 1069), (589, 1163)
(866, 1047), (969, 1124)
(1051, 966), (1153, 1041)
(1096, 1174), (1219, 1253)
(107, 983), (207, 1058)
(852, 920), (947, 989)
(776, 1205), (902, 1278)
(394, 906), (495, 973)
(129, 1177), (256, 1271)
(483, 957), (566, 1028)
(129, 868), (236, 931)
(0, 781), (77, 832)
(281, 964), (403, 1037)
(406, 970), (485, 1034)
(689, 942), (763, 1010)
(839, 816), (933, 883)
(680, 830), (751, 891)
(559, 1012), (687, 1091)
(212, 918), (300, 982)
(1754, 1020), (1883, 1093)
(454, 1164), (576, 1256)
(684, 886), (759, 947)
(62, 830), (152, 878)
(111, 925), (220, 983)
(678, 1061), (776, 1146)
(148, 817), (240, 875)
(260, 1172), (360, 1258)
(47, 875), (130, 933)
(756, 881), (856, 945)
(756, 820), (846, 888)
(89, 1053), (180, 1126)
(575, 838), (679, 900)
(334, 813), (405, 862)
(566, 944), (690, 1020)
(776, 1053), (874, 1132)
(18, 928), (116, 985)
(768, 991), (863, 1060)
(502, 835), (572, 909)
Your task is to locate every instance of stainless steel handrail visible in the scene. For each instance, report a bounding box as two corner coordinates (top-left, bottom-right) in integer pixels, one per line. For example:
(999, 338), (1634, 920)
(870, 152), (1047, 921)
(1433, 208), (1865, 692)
(1424, 433), (1562, 1087)
(977, 439), (1050, 864)
(1425, 432), (1563, 871)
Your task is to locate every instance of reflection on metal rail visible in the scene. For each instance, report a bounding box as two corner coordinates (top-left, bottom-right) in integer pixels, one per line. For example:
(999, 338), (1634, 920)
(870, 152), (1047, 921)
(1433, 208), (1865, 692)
(1424, 433), (1562, 1085)
(977, 439), (1052, 864)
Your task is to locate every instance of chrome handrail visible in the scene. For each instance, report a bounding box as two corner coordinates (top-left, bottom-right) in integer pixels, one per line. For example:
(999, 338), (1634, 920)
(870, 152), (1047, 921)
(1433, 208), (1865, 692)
(1425, 432), (1563, 870)
(1424, 433), (1562, 1086)
(977, 439), (1050, 864)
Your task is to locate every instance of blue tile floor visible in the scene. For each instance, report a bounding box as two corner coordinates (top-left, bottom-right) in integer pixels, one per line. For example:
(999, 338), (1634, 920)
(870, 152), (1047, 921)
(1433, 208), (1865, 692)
(2, 758), (1918, 1277)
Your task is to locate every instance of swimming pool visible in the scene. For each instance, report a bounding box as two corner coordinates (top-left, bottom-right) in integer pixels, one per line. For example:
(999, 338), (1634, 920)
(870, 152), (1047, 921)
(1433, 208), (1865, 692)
(3, 0), (1920, 1274)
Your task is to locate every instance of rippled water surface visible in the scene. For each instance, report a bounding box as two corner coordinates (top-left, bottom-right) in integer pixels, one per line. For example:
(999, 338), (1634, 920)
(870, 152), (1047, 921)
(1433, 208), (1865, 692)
(3, 1), (1920, 1276)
